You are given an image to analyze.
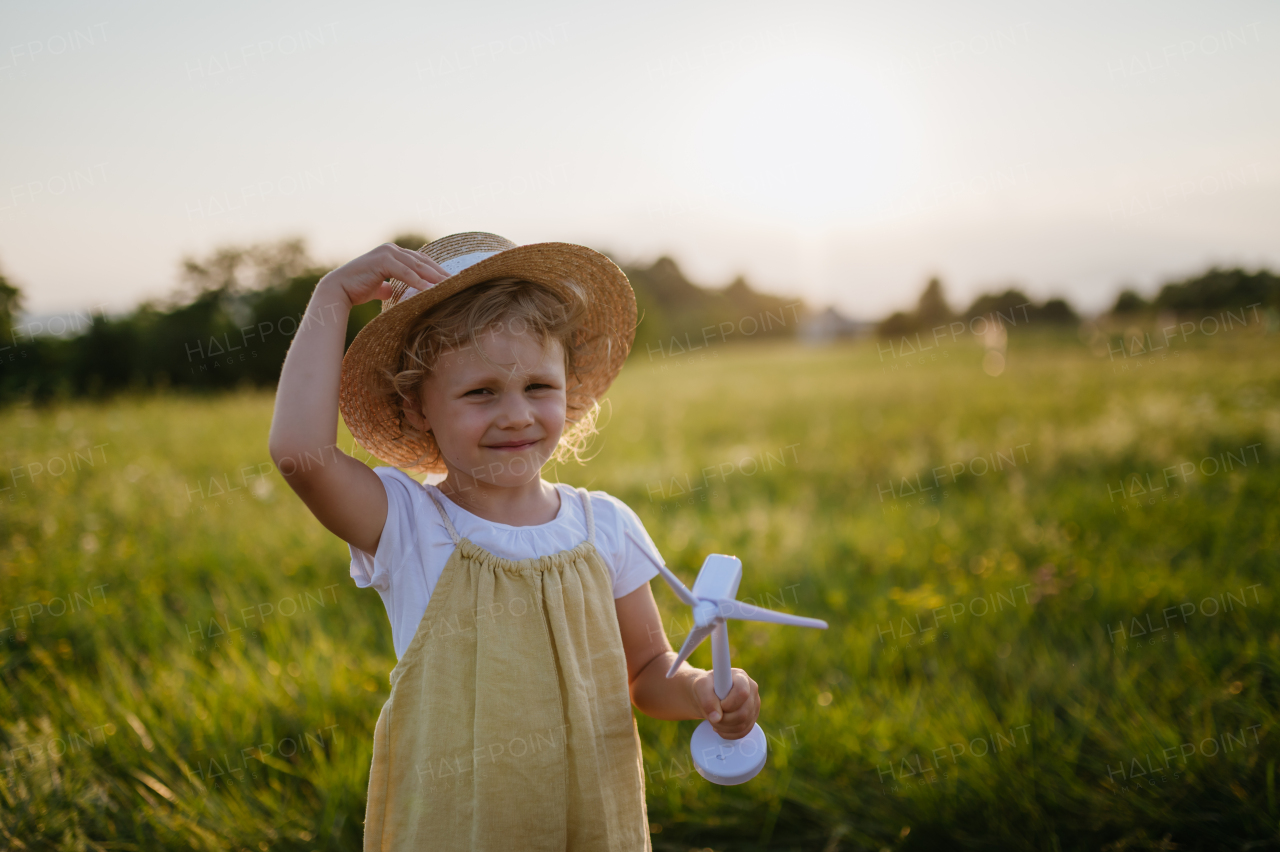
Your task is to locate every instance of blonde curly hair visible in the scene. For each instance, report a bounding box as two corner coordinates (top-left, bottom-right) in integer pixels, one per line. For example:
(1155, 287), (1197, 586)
(380, 278), (602, 470)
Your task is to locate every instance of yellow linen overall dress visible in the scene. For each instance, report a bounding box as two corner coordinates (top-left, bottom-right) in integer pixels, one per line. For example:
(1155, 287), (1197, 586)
(362, 486), (651, 851)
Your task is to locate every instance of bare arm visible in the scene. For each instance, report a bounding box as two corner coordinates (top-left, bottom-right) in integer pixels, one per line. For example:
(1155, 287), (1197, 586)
(615, 582), (760, 740)
(267, 244), (450, 554)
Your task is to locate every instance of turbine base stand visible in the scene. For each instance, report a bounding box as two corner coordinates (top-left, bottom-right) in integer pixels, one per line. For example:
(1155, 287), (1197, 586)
(689, 721), (767, 785)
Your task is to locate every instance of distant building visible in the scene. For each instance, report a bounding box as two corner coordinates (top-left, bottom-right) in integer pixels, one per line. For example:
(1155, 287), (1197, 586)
(801, 306), (874, 343)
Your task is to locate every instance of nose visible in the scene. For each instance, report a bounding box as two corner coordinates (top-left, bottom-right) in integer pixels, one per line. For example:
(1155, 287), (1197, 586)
(493, 389), (536, 430)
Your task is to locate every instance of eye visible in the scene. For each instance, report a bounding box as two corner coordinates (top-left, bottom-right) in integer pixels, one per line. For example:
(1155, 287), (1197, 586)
(464, 387), (493, 397)
(526, 383), (551, 391)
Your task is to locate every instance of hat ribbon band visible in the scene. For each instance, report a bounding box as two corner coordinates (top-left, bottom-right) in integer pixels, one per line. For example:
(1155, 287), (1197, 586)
(399, 249), (501, 301)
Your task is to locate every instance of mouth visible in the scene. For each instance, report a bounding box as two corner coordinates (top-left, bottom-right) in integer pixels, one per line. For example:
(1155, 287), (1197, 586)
(483, 439), (541, 451)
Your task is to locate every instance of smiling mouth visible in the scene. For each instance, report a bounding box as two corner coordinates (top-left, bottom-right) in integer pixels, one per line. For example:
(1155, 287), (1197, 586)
(485, 439), (540, 451)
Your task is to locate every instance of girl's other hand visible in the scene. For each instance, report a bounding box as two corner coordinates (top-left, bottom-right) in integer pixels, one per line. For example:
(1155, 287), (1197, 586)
(691, 668), (760, 740)
(321, 243), (452, 308)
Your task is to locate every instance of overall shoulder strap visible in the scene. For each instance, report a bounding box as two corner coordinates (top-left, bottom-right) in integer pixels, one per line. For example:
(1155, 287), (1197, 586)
(425, 487), (461, 545)
(575, 487), (596, 547)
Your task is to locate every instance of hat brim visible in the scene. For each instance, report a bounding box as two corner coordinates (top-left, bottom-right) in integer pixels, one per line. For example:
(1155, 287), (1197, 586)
(339, 242), (636, 474)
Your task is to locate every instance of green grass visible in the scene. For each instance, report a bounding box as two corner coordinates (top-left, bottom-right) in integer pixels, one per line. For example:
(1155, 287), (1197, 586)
(1, 328), (1278, 850)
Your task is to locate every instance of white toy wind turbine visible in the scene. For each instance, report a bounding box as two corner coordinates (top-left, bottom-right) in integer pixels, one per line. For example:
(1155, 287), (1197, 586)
(655, 554), (828, 785)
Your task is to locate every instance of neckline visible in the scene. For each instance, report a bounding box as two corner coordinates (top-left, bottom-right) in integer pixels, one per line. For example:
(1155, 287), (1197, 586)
(427, 481), (572, 531)
(452, 537), (598, 572)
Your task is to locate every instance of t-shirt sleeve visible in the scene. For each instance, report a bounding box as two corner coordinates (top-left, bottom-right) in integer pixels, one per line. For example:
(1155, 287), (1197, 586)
(349, 467), (418, 593)
(591, 491), (663, 599)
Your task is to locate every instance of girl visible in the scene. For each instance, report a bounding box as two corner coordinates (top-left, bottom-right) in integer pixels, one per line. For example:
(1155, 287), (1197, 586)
(268, 233), (760, 851)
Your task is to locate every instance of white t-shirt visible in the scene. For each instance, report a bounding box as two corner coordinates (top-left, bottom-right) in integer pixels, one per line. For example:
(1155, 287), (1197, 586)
(349, 467), (664, 660)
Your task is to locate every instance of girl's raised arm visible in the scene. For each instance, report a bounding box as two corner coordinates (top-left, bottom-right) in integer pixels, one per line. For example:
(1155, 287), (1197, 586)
(268, 244), (449, 554)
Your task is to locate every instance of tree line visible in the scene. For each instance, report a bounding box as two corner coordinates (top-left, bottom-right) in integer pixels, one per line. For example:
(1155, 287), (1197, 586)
(875, 267), (1279, 338)
(2, 235), (1276, 404)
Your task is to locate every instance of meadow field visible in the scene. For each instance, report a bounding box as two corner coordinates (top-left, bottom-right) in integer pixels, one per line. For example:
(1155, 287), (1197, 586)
(1, 326), (1277, 850)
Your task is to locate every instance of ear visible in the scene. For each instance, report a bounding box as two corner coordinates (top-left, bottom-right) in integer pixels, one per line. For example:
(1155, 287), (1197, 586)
(401, 389), (430, 434)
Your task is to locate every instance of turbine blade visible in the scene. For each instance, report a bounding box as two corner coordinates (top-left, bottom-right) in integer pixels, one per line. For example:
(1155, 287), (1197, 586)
(712, 598), (829, 630)
(654, 563), (699, 607)
(666, 624), (715, 677)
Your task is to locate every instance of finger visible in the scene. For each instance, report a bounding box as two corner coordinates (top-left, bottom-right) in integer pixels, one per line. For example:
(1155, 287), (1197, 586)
(718, 672), (754, 713)
(712, 715), (752, 739)
(384, 258), (436, 293)
(717, 682), (759, 731)
(391, 245), (450, 282)
(694, 676), (724, 723)
(396, 246), (453, 284)
(376, 282), (394, 300)
(717, 707), (754, 732)
(719, 683), (748, 713)
(418, 254), (451, 281)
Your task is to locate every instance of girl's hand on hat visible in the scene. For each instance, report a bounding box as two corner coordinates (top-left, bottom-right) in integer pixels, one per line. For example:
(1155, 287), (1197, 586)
(320, 243), (452, 309)
(691, 668), (760, 740)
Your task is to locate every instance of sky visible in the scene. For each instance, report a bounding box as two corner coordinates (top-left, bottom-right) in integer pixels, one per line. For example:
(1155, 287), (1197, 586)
(1, 0), (1277, 321)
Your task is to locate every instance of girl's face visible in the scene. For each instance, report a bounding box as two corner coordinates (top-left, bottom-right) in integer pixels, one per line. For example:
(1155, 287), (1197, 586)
(410, 326), (567, 488)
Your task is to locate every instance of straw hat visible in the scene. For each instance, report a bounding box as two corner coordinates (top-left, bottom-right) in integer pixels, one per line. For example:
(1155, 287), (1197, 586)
(338, 232), (636, 474)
